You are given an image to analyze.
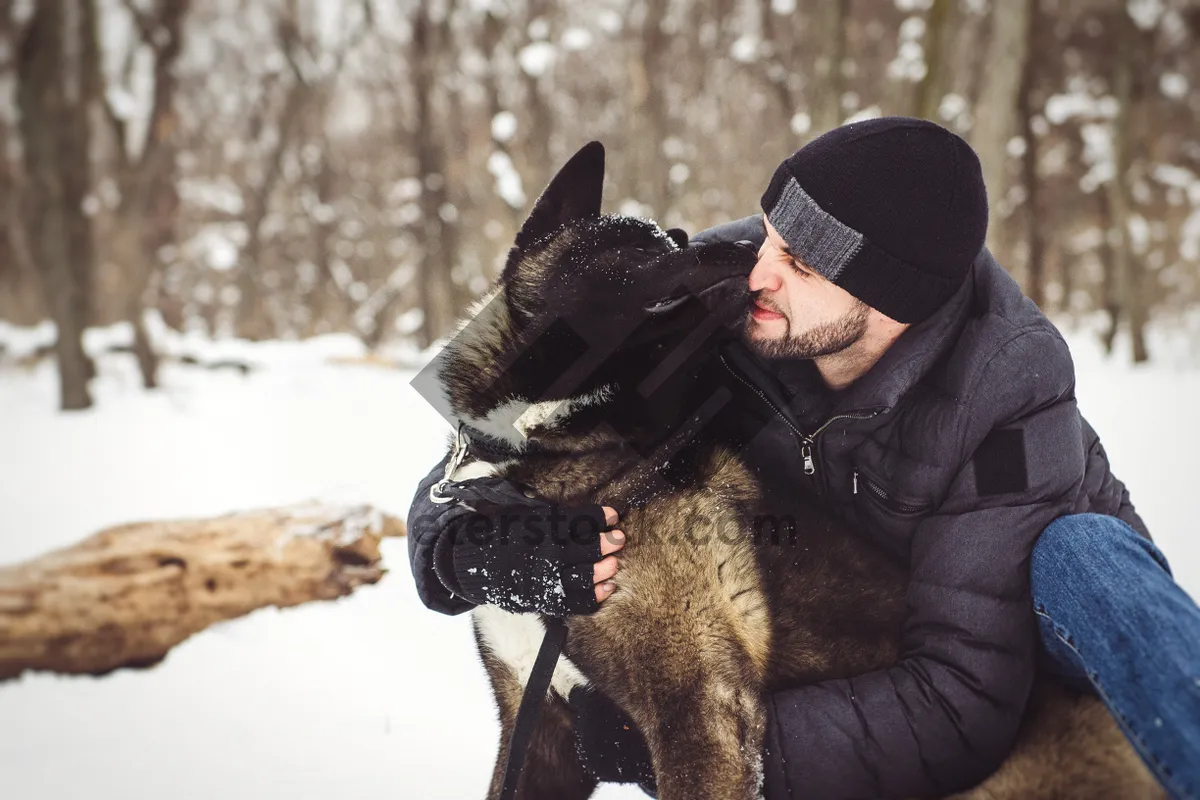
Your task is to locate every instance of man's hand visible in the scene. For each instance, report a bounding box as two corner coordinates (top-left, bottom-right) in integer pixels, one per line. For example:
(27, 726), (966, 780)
(437, 476), (625, 615)
(595, 506), (623, 602)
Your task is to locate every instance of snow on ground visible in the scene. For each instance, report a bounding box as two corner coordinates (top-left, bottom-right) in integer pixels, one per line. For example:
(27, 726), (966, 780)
(0, 326), (1197, 800)
(0, 333), (643, 800)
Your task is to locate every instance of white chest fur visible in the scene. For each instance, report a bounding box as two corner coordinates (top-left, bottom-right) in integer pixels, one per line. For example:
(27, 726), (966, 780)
(450, 459), (505, 481)
(473, 604), (590, 698)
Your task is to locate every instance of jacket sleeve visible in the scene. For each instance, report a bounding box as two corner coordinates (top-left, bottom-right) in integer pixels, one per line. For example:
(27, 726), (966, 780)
(762, 329), (1086, 799)
(407, 454), (476, 616)
(1079, 413), (1151, 540)
(690, 214), (766, 248)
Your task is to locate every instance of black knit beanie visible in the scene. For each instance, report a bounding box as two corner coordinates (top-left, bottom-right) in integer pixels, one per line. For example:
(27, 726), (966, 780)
(760, 117), (989, 324)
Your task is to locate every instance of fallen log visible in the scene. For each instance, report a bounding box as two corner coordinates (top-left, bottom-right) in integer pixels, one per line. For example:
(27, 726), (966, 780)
(0, 504), (405, 682)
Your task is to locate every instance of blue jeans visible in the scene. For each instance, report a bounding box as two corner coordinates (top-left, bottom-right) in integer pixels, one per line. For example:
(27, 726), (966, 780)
(1033, 514), (1200, 800)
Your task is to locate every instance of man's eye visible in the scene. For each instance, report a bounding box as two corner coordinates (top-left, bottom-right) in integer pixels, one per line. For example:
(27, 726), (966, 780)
(789, 259), (811, 277)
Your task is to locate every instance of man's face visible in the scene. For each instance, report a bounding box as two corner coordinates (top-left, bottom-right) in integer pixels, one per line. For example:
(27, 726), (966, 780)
(745, 219), (871, 360)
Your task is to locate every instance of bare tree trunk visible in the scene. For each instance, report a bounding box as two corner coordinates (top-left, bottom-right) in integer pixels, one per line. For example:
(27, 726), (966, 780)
(66, 0), (98, 343)
(913, 0), (952, 121)
(130, 307), (158, 388)
(127, 0), (186, 386)
(972, 0), (1031, 222)
(100, 0), (190, 384)
(481, 9), (523, 229)
(309, 147), (342, 333)
(1018, 1), (1045, 309)
(0, 127), (43, 324)
(1105, 13), (1149, 363)
(442, 81), (469, 311)
(515, 0), (555, 195)
(519, 72), (554, 196)
(808, 0), (850, 136)
(632, 0), (672, 217)
(0, 7), (40, 324)
(16, 0), (93, 410)
(1096, 188), (1120, 353)
(756, 0), (796, 128)
(412, 3), (455, 349)
(235, 10), (310, 341)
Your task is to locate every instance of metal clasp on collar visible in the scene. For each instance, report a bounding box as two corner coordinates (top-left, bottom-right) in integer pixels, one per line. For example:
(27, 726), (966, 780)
(429, 423), (470, 504)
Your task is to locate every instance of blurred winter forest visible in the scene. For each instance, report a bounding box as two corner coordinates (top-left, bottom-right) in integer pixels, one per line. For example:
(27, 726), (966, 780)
(3, 0), (1200, 411)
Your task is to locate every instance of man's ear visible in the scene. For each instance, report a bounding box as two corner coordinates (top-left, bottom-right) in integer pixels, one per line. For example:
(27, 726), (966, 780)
(513, 141), (605, 251)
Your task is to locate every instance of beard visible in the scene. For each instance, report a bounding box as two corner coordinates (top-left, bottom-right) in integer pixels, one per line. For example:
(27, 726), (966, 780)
(747, 294), (871, 360)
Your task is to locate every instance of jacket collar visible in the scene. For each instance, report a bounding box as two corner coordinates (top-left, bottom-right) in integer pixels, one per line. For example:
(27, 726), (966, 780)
(826, 249), (982, 414)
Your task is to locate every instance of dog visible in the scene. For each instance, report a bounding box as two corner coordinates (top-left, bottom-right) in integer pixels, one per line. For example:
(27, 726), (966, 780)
(430, 142), (1163, 799)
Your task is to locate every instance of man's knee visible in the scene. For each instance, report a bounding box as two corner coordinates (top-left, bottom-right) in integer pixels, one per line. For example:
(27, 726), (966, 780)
(1037, 513), (1125, 556)
(1033, 513), (1169, 587)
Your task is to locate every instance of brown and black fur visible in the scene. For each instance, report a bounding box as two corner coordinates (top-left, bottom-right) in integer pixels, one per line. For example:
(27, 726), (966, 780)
(436, 142), (1163, 800)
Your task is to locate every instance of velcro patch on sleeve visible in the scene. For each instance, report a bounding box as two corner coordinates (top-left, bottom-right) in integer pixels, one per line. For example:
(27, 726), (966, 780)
(973, 428), (1028, 496)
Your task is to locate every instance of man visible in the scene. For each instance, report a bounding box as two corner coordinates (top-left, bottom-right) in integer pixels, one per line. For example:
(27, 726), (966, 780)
(408, 117), (1200, 798)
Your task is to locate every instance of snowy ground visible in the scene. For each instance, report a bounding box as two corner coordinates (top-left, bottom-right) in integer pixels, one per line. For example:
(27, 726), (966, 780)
(0, 324), (1197, 800)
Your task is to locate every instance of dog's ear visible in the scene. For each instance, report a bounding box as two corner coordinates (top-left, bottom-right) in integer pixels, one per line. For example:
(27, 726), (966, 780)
(665, 228), (689, 249)
(513, 141), (605, 251)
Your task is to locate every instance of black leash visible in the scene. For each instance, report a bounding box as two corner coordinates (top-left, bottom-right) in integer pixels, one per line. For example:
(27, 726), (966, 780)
(497, 618), (568, 800)
(427, 423), (579, 797)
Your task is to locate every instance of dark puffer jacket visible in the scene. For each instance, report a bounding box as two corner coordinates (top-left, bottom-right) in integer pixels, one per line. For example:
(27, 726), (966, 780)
(407, 215), (1146, 798)
(691, 216), (1146, 798)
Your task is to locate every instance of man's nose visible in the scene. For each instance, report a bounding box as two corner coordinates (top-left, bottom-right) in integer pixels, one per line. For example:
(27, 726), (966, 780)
(748, 257), (783, 293)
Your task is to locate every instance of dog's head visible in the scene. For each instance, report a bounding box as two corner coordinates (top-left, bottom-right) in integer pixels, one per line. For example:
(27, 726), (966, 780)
(440, 142), (754, 441)
(499, 142), (753, 339)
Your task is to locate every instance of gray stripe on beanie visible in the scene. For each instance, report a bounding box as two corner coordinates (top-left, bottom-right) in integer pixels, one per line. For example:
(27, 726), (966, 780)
(766, 177), (864, 281)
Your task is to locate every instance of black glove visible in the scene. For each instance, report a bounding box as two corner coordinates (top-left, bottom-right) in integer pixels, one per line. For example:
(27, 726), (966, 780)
(569, 687), (657, 795)
(435, 476), (615, 617)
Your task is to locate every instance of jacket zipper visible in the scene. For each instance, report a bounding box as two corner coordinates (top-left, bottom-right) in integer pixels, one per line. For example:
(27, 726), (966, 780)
(852, 469), (929, 514)
(800, 410), (881, 476)
(719, 354), (882, 484)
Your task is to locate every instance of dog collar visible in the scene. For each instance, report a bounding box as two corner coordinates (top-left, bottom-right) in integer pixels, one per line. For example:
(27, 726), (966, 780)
(460, 423), (535, 462)
(429, 422), (559, 504)
(428, 424), (472, 504)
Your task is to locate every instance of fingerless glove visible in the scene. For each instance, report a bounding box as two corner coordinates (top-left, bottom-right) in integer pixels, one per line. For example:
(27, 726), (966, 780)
(434, 476), (614, 617)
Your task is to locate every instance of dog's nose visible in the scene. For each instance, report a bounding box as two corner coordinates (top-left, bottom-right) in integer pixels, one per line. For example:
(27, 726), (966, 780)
(734, 240), (757, 253)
